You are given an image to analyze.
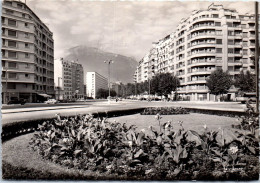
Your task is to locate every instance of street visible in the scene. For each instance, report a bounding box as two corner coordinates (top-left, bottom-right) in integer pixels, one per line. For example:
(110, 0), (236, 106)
(1, 100), (246, 125)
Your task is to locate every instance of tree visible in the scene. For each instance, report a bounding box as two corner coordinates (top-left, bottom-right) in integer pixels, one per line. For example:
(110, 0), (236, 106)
(96, 88), (117, 99)
(234, 70), (256, 93)
(150, 73), (180, 98)
(206, 68), (232, 98)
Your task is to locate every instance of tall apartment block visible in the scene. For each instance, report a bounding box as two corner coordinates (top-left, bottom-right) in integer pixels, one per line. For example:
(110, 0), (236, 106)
(135, 4), (256, 101)
(86, 72), (108, 99)
(54, 58), (84, 100)
(1, 0), (54, 103)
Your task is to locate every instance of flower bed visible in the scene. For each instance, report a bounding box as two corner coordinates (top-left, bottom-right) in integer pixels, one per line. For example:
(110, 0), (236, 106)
(141, 107), (188, 115)
(29, 105), (259, 180)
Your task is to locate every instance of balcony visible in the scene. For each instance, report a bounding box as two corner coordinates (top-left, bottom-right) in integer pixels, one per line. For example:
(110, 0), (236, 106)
(189, 51), (216, 58)
(188, 60), (216, 67)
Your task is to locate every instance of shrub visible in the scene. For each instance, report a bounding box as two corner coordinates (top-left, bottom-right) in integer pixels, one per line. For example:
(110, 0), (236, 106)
(29, 109), (259, 180)
(141, 107), (189, 115)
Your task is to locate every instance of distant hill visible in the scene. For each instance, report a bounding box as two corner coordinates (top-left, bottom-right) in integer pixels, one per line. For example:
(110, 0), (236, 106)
(64, 46), (138, 84)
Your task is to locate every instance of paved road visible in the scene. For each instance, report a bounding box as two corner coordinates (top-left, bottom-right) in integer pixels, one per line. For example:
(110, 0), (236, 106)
(1, 100), (246, 125)
(1, 99), (107, 109)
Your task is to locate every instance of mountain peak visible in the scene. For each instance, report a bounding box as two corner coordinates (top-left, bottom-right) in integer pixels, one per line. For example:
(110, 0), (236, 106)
(64, 45), (138, 83)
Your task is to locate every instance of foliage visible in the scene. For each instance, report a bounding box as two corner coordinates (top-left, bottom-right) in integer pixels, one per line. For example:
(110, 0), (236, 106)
(206, 68), (232, 96)
(234, 70), (256, 92)
(141, 107), (189, 115)
(30, 108), (259, 180)
(150, 73), (180, 97)
(96, 88), (116, 99)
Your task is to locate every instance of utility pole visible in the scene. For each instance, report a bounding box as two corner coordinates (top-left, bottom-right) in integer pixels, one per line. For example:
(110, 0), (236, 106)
(255, 1), (259, 113)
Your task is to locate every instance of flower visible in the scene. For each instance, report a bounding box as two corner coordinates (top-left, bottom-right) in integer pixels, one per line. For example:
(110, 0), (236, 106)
(247, 120), (252, 125)
(178, 121), (183, 126)
(47, 130), (52, 136)
(229, 146), (238, 154)
(84, 114), (93, 121)
(63, 138), (69, 143)
(128, 141), (133, 147)
(155, 113), (161, 120)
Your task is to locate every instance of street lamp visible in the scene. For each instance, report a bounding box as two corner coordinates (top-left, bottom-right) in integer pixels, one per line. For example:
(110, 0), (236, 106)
(104, 60), (114, 102)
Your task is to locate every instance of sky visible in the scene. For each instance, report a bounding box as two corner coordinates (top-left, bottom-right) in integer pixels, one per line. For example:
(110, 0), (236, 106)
(26, 0), (254, 61)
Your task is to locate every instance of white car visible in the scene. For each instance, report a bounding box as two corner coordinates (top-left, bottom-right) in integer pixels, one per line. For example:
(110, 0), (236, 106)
(44, 99), (57, 104)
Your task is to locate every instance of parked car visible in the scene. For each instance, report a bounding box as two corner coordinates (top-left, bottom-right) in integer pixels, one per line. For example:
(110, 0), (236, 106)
(7, 98), (26, 105)
(44, 99), (58, 104)
(236, 92), (256, 104)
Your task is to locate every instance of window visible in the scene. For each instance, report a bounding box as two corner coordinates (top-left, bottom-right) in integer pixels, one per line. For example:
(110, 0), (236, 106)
(227, 22), (233, 27)
(216, 39), (222, 44)
(8, 51), (17, 58)
(5, 1), (12, 6)
(215, 22), (221, 26)
(8, 62), (17, 68)
(212, 14), (219, 18)
(243, 32), (247, 37)
(228, 48), (234, 54)
(216, 30), (222, 35)
(7, 83), (16, 89)
(8, 19), (16, 26)
(25, 63), (30, 68)
(25, 33), (29, 38)
(228, 57), (234, 62)
(8, 30), (16, 37)
(243, 49), (248, 55)
(6, 9), (14, 14)
(25, 22), (29, 27)
(216, 57), (222, 62)
(243, 41), (248, 46)
(228, 31), (234, 36)
(25, 43), (29, 48)
(228, 39), (234, 45)
(228, 66), (234, 71)
(8, 40), (16, 47)
(22, 14), (25, 18)
(8, 73), (17, 78)
(25, 74), (29, 78)
(216, 48), (222, 53)
(17, 4), (23, 9)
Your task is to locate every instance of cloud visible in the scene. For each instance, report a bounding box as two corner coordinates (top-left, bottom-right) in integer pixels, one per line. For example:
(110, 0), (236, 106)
(27, 0), (254, 61)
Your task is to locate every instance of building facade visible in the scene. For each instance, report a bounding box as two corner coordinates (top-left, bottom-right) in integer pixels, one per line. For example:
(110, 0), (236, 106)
(86, 72), (108, 99)
(1, 0), (54, 103)
(71, 61), (84, 99)
(134, 4), (256, 101)
(54, 58), (84, 100)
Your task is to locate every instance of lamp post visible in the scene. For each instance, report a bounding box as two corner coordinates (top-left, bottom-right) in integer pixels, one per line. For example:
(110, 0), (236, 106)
(58, 77), (62, 100)
(104, 60), (114, 102)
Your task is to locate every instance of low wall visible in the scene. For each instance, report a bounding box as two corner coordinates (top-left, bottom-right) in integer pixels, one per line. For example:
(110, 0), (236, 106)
(2, 107), (247, 142)
(2, 108), (145, 142)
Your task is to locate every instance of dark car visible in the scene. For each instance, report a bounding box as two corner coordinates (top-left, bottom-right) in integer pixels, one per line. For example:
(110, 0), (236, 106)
(7, 98), (26, 105)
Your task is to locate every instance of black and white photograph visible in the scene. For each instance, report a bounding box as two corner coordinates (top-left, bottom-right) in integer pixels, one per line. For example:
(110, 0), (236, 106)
(1, 0), (259, 181)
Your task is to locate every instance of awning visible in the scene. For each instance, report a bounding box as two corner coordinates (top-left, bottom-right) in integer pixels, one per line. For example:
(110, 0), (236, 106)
(37, 94), (52, 98)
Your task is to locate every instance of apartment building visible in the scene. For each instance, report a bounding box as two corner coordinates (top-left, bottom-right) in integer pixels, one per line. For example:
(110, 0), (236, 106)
(71, 60), (84, 99)
(54, 58), (84, 100)
(135, 4), (256, 101)
(86, 72), (108, 99)
(1, 0), (54, 103)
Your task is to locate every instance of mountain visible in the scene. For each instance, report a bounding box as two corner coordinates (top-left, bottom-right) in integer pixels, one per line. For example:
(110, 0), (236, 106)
(64, 46), (138, 84)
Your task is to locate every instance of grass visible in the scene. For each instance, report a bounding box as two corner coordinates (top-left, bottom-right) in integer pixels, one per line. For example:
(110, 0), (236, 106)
(110, 113), (239, 132)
